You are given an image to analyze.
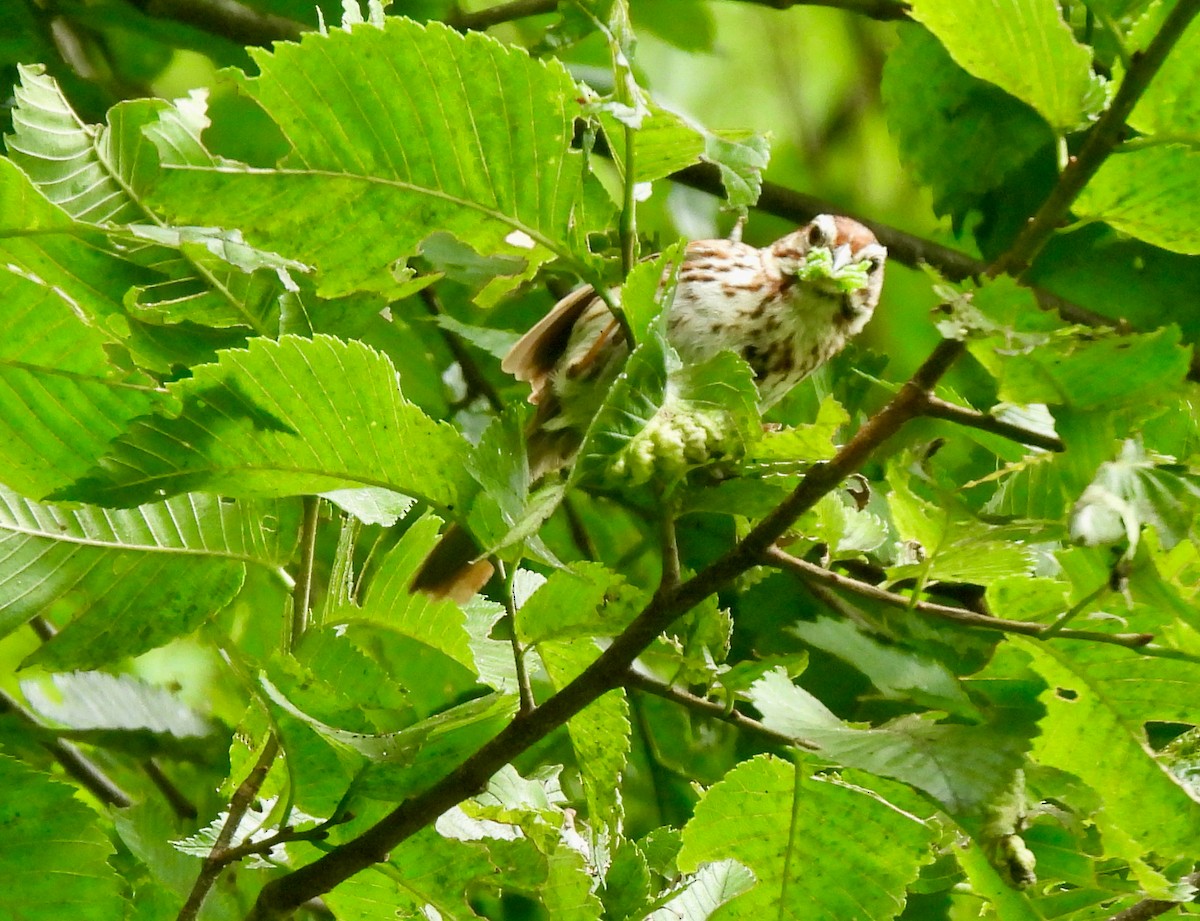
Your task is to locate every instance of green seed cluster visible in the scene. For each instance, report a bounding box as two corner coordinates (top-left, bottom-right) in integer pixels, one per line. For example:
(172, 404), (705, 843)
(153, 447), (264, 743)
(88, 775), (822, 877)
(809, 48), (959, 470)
(608, 404), (739, 486)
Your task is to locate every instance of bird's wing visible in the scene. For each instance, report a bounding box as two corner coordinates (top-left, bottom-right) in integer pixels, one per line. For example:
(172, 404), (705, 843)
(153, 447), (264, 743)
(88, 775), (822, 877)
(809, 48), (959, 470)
(501, 284), (598, 401)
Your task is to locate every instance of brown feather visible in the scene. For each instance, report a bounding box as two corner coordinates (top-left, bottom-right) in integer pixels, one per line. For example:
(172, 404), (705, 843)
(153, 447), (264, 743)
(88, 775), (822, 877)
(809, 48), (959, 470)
(408, 523), (495, 603)
(501, 284), (598, 401)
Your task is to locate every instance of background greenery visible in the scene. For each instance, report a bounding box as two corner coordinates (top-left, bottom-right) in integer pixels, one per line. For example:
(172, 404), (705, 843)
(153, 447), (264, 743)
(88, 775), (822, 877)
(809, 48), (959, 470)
(3, 0), (1200, 919)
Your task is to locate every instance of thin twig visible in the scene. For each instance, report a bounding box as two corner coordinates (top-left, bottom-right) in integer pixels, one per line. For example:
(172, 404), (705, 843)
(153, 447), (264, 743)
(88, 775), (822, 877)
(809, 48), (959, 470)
(763, 548), (1154, 650)
(989, 0), (1200, 278)
(0, 689), (133, 809)
(1041, 579), (1110, 637)
(177, 736), (280, 921)
(659, 509), (681, 594)
(625, 669), (818, 750)
(143, 759), (199, 820)
(419, 288), (506, 413)
(502, 564), (537, 715)
(922, 396), (1065, 452)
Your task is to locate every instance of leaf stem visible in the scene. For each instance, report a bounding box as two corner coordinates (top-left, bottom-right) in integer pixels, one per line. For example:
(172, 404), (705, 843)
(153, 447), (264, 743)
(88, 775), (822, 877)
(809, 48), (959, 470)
(290, 496), (321, 650)
(420, 288), (506, 413)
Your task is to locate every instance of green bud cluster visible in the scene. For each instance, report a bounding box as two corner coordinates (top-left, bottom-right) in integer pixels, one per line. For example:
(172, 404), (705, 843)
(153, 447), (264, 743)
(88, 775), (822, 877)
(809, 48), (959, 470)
(608, 403), (740, 486)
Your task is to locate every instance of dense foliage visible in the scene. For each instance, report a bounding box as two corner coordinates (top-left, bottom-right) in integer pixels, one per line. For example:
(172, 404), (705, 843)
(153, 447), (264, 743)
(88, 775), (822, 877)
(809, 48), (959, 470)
(3, 0), (1200, 919)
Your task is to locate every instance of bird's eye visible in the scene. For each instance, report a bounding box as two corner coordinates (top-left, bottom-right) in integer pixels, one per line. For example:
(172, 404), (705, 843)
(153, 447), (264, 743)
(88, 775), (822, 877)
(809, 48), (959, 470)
(807, 215), (836, 248)
(865, 256), (883, 273)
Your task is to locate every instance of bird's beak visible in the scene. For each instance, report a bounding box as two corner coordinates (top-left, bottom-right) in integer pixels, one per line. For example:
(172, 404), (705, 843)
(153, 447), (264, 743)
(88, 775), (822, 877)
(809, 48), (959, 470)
(830, 243), (854, 273)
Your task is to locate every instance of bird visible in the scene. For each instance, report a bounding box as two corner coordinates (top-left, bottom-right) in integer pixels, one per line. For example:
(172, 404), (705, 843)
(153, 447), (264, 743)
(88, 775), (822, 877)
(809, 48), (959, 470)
(411, 214), (887, 601)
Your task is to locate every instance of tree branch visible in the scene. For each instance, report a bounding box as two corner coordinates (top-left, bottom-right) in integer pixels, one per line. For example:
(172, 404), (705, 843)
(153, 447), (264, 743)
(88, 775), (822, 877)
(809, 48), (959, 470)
(451, 0), (557, 31)
(420, 288), (506, 414)
(763, 548), (1155, 650)
(132, 0), (304, 46)
(246, 322), (962, 921)
(922, 395), (1065, 452)
(989, 0), (1200, 278)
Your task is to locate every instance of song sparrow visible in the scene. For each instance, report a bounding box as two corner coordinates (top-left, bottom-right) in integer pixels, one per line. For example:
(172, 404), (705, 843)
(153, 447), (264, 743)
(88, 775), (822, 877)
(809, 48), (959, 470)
(412, 214), (887, 599)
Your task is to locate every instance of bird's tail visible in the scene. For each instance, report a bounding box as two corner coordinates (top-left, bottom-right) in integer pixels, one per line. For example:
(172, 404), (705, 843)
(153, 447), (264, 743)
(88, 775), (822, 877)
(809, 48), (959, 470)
(408, 523), (495, 603)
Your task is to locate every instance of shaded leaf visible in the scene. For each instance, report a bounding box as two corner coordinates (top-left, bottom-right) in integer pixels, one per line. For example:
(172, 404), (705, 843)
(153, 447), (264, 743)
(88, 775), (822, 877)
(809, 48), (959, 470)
(906, 0), (1101, 130)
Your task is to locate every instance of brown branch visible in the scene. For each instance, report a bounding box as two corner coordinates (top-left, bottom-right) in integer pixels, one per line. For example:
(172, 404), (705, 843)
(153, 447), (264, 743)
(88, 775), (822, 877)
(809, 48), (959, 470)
(132, 0), (305, 46)
(764, 548), (1155, 650)
(922, 396), (1065, 452)
(625, 669), (818, 750)
(245, 322), (962, 921)
(178, 735), (280, 921)
(1106, 872), (1200, 921)
(989, 0), (1200, 278)
(723, 0), (911, 20)
(450, 0), (557, 31)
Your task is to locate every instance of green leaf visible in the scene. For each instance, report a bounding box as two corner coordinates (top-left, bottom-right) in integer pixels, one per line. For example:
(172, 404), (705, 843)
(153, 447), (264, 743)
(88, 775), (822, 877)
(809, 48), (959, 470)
(749, 670), (1028, 813)
(883, 26), (1054, 219)
(7, 67), (294, 334)
(0, 755), (126, 921)
(323, 827), (499, 921)
(1024, 641), (1200, 864)
(677, 754), (935, 918)
(516, 562), (642, 644)
(974, 324), (1191, 412)
(0, 258), (162, 498)
(55, 335), (477, 512)
(539, 638), (631, 830)
(790, 617), (974, 715)
(1075, 145), (1200, 255)
(575, 333), (761, 489)
(906, 0), (1101, 131)
(703, 129), (770, 211)
(331, 515), (514, 693)
(1127, 13), (1200, 137)
(146, 19), (613, 299)
(647, 859), (756, 920)
(0, 487), (294, 669)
